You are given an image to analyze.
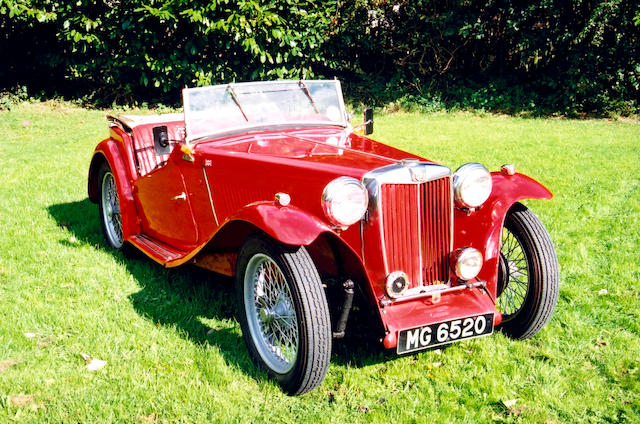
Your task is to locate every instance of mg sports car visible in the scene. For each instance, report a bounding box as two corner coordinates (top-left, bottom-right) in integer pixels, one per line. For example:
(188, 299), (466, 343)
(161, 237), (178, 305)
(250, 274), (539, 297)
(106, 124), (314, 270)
(88, 80), (559, 394)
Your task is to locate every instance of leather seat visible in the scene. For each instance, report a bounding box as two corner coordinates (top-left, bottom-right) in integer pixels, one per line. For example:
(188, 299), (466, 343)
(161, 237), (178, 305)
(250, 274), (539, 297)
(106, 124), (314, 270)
(131, 121), (184, 176)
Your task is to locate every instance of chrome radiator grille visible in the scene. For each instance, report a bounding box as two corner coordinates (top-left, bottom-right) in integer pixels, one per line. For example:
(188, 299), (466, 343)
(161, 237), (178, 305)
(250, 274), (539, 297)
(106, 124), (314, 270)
(380, 177), (452, 286)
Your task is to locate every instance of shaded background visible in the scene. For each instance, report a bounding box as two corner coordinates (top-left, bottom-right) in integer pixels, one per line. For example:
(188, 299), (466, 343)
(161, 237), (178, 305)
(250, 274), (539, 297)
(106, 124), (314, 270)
(1, 0), (639, 115)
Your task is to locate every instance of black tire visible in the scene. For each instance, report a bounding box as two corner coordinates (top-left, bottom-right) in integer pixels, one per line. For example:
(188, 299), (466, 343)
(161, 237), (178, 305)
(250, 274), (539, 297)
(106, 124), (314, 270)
(98, 162), (125, 250)
(497, 202), (559, 339)
(235, 234), (331, 395)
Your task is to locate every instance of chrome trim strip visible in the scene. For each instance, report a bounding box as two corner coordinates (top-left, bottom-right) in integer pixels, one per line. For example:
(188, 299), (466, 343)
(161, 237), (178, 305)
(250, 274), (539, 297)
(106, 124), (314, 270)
(360, 220), (365, 261)
(416, 183), (423, 285)
(376, 182), (390, 274)
(191, 123), (347, 144)
(363, 161), (451, 187)
(449, 176), (454, 260)
(384, 281), (486, 305)
(202, 166), (219, 226)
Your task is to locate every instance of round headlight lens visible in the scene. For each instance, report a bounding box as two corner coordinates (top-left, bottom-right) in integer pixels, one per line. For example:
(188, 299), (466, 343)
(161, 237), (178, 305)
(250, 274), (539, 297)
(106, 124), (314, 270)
(451, 247), (483, 281)
(322, 177), (369, 227)
(452, 163), (492, 208)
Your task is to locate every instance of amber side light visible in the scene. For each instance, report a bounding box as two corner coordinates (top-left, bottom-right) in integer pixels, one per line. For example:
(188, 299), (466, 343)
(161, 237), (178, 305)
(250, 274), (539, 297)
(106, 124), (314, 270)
(180, 144), (192, 155)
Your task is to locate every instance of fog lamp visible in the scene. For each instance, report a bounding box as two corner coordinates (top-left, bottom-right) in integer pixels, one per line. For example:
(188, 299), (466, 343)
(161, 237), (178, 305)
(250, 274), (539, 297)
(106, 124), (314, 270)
(451, 247), (483, 281)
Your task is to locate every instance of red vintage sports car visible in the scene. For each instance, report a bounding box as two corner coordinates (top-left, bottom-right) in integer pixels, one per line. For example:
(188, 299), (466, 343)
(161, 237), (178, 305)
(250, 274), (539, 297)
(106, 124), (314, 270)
(88, 80), (559, 395)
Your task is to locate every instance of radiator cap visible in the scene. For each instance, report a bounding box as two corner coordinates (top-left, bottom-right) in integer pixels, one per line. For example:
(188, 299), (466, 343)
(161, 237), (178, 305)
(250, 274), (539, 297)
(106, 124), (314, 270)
(400, 158), (420, 166)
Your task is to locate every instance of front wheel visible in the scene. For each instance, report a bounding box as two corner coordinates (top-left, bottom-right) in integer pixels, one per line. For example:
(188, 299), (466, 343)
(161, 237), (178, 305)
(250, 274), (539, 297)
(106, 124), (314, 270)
(497, 202), (559, 339)
(235, 235), (331, 395)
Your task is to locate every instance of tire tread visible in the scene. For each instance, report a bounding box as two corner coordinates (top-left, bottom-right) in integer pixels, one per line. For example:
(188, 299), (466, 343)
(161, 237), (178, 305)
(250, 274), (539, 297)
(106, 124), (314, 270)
(281, 247), (331, 394)
(235, 235), (331, 395)
(500, 203), (559, 340)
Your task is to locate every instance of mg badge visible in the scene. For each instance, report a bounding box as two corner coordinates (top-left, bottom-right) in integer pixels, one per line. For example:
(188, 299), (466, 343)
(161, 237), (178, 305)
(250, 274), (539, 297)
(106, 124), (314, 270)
(410, 166), (428, 183)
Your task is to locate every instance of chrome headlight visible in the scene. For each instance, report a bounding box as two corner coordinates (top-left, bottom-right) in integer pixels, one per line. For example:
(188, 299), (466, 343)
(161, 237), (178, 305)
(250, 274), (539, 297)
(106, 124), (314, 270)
(451, 247), (483, 281)
(322, 177), (368, 227)
(452, 163), (492, 208)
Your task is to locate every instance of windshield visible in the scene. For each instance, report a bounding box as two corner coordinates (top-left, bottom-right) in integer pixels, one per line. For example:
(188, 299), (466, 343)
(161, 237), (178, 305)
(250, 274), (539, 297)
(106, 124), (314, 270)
(182, 80), (348, 142)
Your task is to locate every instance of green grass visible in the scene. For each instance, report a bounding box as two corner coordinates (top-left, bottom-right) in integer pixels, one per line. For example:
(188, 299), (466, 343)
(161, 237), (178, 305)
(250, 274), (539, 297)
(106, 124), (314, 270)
(1, 102), (639, 423)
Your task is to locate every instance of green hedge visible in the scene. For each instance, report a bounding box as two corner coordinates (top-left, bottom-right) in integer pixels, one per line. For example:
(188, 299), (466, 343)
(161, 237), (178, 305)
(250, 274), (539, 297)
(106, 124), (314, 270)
(331, 1), (640, 115)
(1, 0), (639, 115)
(0, 0), (335, 104)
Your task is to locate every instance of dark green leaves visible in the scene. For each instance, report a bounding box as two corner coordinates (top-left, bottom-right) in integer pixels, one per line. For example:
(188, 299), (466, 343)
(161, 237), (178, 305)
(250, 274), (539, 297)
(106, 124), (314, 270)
(0, 0), (334, 103)
(0, 0), (637, 115)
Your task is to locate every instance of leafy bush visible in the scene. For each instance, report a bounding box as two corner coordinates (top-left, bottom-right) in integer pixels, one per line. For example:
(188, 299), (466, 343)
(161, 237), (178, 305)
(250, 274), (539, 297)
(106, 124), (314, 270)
(1, 0), (638, 115)
(330, 0), (640, 115)
(0, 0), (336, 103)
(0, 86), (28, 110)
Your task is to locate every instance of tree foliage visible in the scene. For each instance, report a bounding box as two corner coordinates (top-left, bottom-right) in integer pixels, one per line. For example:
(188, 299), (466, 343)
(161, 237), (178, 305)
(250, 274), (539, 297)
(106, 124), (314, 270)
(0, 0), (335, 103)
(332, 0), (640, 115)
(1, 0), (638, 114)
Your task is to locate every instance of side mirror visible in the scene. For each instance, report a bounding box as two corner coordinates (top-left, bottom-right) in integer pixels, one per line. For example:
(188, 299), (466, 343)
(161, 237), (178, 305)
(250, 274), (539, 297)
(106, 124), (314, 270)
(153, 125), (171, 155)
(364, 108), (374, 135)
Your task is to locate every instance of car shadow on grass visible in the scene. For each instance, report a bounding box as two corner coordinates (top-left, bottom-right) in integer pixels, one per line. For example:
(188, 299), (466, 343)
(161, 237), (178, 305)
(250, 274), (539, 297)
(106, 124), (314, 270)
(47, 199), (262, 376)
(48, 199), (397, 377)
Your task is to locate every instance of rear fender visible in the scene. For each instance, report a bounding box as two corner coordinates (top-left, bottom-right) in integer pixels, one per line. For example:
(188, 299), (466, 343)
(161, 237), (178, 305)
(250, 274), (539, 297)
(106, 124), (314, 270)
(454, 172), (553, 297)
(88, 139), (140, 240)
(227, 202), (334, 246)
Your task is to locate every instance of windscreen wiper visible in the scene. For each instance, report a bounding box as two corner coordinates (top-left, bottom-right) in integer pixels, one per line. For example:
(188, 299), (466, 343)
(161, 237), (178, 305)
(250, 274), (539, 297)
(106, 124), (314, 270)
(226, 84), (249, 121)
(298, 81), (320, 114)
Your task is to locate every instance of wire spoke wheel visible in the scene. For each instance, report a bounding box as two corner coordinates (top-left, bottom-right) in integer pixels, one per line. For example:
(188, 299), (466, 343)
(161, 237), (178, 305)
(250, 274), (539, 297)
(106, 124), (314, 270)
(496, 203), (559, 340)
(245, 254), (299, 374)
(99, 165), (124, 249)
(235, 235), (331, 395)
(497, 227), (530, 322)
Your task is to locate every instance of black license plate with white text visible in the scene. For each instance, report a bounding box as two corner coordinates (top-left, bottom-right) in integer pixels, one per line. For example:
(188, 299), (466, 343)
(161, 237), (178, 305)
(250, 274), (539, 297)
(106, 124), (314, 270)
(397, 313), (494, 354)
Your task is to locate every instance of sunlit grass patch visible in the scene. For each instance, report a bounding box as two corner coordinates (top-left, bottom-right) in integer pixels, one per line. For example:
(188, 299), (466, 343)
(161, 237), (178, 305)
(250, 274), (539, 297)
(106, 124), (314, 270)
(0, 102), (638, 423)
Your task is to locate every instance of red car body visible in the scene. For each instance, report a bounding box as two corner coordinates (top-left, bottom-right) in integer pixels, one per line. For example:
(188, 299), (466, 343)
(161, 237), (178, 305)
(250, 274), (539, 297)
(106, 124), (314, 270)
(88, 80), (558, 394)
(88, 114), (551, 349)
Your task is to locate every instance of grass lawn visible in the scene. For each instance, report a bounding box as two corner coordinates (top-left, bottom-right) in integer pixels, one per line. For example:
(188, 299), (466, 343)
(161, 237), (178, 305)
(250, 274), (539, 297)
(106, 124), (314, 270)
(0, 102), (638, 423)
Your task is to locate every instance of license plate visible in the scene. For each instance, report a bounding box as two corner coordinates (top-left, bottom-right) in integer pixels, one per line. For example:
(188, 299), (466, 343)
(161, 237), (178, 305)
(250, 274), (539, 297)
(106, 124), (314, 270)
(397, 313), (494, 354)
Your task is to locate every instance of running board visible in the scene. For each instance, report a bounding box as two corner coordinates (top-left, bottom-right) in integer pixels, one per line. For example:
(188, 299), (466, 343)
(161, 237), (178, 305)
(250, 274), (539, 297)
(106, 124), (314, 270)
(130, 234), (187, 265)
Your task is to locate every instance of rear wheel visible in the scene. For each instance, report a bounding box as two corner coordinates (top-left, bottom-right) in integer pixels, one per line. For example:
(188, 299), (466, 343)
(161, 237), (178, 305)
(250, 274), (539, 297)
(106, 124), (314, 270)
(497, 203), (559, 339)
(98, 162), (124, 250)
(235, 235), (331, 395)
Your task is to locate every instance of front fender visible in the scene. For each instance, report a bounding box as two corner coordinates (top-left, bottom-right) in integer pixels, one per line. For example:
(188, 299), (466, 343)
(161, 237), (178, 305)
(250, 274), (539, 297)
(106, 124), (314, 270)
(88, 139), (140, 240)
(228, 202), (335, 246)
(454, 172), (553, 297)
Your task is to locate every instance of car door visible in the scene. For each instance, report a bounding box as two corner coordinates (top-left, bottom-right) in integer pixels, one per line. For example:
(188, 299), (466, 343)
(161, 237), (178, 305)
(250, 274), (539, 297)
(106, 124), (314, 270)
(134, 159), (199, 247)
